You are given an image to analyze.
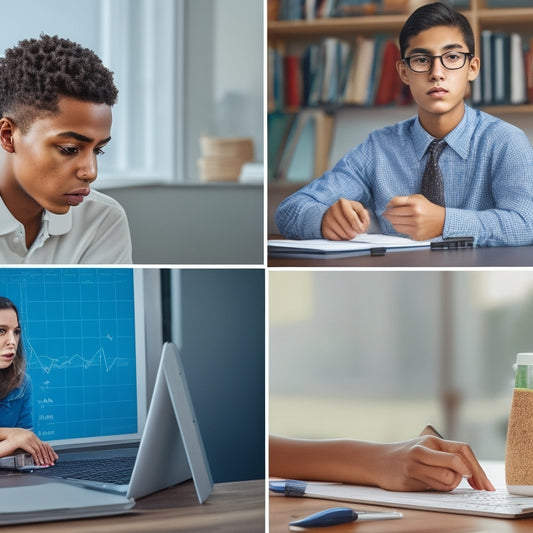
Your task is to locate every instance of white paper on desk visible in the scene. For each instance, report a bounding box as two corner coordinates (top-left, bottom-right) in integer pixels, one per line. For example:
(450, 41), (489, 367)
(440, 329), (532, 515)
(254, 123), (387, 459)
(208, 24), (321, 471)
(268, 234), (431, 253)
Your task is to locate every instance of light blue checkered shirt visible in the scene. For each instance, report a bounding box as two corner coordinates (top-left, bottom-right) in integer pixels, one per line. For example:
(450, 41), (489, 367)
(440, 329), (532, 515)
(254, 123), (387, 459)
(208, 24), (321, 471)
(275, 105), (533, 247)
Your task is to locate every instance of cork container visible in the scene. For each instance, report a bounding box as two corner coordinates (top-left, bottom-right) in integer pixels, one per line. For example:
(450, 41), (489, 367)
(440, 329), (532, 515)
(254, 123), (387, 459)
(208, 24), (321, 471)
(506, 353), (533, 495)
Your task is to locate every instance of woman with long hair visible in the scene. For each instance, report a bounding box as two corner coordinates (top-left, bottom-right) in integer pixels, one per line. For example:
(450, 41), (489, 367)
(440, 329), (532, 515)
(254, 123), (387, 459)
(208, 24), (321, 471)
(0, 297), (56, 466)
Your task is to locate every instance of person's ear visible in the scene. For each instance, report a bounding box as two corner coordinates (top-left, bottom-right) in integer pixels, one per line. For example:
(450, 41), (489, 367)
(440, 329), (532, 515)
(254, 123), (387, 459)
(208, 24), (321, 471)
(467, 55), (480, 82)
(0, 118), (16, 153)
(396, 59), (410, 86)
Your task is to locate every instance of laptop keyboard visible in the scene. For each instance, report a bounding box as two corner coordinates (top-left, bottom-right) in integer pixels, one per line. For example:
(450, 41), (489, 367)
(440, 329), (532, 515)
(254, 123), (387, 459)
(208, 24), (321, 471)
(31, 456), (135, 485)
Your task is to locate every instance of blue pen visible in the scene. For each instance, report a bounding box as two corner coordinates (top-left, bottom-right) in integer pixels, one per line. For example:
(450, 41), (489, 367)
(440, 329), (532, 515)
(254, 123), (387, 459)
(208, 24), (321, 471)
(289, 506), (402, 528)
(270, 481), (402, 527)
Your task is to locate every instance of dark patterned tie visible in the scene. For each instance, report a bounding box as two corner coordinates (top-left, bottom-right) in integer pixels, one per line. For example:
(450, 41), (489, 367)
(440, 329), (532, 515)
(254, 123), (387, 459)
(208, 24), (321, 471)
(421, 139), (447, 207)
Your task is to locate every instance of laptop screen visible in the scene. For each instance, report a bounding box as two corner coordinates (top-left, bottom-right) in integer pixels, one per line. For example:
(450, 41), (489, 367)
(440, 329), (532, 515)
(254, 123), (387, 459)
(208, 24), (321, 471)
(0, 268), (146, 447)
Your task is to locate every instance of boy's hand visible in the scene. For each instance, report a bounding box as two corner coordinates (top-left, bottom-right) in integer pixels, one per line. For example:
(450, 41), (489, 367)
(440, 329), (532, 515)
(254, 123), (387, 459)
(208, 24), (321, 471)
(383, 194), (445, 241)
(321, 198), (370, 240)
(376, 436), (495, 493)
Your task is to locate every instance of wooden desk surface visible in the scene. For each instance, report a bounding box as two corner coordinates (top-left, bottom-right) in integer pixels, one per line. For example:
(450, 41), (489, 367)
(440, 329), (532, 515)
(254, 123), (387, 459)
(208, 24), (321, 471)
(270, 493), (533, 532)
(268, 237), (533, 267)
(1, 479), (264, 533)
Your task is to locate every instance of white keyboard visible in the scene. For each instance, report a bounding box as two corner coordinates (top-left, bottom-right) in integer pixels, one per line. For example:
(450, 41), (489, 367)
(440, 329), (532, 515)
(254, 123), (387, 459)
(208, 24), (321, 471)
(391, 488), (533, 514)
(303, 482), (533, 518)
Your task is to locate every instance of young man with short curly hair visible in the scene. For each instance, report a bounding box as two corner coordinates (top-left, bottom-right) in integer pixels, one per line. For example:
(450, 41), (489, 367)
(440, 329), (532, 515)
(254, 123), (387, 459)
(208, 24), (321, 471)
(0, 34), (132, 263)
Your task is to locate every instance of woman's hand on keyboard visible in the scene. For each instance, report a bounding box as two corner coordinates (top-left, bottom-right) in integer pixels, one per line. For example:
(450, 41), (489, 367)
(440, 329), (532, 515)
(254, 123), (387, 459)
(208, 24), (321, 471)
(269, 435), (495, 493)
(375, 435), (496, 492)
(0, 427), (58, 466)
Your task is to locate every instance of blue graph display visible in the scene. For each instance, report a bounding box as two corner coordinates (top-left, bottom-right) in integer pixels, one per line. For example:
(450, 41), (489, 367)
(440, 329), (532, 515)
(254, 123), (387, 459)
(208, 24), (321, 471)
(0, 269), (138, 441)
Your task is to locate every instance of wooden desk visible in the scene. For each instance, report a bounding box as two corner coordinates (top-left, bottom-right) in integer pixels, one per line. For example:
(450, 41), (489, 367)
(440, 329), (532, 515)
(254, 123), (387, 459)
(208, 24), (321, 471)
(268, 238), (533, 267)
(270, 494), (533, 532)
(2, 479), (264, 533)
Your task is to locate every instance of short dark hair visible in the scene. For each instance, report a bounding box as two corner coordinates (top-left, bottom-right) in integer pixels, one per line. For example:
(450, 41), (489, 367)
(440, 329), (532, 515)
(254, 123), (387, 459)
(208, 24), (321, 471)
(0, 297), (25, 401)
(399, 1), (475, 58)
(0, 34), (118, 132)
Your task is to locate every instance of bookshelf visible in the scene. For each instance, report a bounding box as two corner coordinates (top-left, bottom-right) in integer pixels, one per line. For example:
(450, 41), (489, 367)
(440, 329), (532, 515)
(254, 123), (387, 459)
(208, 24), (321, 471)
(267, 0), (533, 189)
(268, 1), (533, 41)
(268, 0), (533, 111)
(268, 4), (533, 42)
(269, 13), (406, 39)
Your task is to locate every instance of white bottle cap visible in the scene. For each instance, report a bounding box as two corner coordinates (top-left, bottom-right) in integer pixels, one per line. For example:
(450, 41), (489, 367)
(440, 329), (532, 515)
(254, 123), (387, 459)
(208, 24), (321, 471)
(516, 353), (533, 365)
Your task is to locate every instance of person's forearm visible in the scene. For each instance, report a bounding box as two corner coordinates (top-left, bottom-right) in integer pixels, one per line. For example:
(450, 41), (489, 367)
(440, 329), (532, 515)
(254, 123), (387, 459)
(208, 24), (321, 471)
(0, 428), (13, 440)
(269, 435), (384, 486)
(275, 196), (327, 240)
(444, 207), (533, 247)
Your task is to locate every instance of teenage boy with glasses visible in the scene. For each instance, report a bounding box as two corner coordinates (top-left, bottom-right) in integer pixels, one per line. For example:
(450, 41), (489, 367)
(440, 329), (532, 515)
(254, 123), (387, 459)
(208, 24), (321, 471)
(275, 2), (533, 247)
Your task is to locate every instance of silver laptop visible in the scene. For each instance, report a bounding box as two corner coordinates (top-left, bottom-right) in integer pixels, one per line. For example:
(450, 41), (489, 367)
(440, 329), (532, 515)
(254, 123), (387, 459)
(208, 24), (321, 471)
(0, 269), (213, 524)
(32, 341), (213, 503)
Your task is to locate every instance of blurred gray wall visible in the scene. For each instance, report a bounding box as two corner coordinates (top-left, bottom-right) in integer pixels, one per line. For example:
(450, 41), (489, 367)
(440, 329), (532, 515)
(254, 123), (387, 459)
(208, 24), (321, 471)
(106, 184), (263, 264)
(178, 269), (265, 482)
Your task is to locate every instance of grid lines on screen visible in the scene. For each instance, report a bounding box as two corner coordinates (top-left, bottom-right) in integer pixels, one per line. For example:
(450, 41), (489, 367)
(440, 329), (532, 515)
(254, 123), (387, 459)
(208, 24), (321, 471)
(0, 268), (138, 441)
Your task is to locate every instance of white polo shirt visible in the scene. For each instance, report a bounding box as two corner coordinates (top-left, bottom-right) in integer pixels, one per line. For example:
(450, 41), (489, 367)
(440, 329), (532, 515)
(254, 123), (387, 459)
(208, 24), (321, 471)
(0, 189), (132, 264)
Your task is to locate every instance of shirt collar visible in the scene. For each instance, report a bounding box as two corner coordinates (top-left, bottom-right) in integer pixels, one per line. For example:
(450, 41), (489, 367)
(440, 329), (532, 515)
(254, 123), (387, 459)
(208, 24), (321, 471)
(0, 196), (20, 236)
(412, 104), (474, 161)
(0, 195), (72, 236)
(42, 209), (72, 236)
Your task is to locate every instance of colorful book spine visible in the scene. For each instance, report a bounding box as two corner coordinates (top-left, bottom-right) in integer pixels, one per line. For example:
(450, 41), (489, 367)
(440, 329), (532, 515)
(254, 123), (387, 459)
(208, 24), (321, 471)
(284, 55), (303, 107)
(526, 38), (533, 103)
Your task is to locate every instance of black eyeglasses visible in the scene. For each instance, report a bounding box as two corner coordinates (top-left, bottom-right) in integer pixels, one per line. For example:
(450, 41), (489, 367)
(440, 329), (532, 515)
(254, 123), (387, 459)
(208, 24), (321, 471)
(403, 51), (473, 73)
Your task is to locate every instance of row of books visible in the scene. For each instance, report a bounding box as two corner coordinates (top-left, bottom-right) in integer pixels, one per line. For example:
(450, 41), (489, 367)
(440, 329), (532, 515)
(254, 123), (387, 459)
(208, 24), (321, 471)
(472, 31), (533, 107)
(271, 0), (382, 20)
(268, 31), (533, 112)
(268, 36), (412, 112)
(269, 0), (533, 21)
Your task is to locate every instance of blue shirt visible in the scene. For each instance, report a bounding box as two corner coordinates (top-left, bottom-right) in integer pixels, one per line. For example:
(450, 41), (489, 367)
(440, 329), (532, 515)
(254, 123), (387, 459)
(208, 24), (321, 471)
(0, 373), (33, 429)
(275, 105), (533, 247)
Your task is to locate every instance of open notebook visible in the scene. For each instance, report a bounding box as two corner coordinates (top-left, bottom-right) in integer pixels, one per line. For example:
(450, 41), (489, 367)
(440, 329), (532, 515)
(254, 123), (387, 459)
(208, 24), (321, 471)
(268, 234), (431, 259)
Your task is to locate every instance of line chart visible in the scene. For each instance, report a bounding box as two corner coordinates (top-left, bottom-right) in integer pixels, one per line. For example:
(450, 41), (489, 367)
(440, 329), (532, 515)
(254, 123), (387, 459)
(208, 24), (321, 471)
(26, 343), (128, 374)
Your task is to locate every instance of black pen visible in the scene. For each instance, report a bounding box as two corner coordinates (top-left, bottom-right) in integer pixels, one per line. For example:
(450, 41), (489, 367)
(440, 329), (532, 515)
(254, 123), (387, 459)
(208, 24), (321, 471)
(430, 237), (474, 250)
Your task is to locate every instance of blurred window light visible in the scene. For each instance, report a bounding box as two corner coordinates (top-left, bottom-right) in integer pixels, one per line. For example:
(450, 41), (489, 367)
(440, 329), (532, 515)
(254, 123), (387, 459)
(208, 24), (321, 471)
(473, 271), (533, 310)
(270, 271), (533, 461)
